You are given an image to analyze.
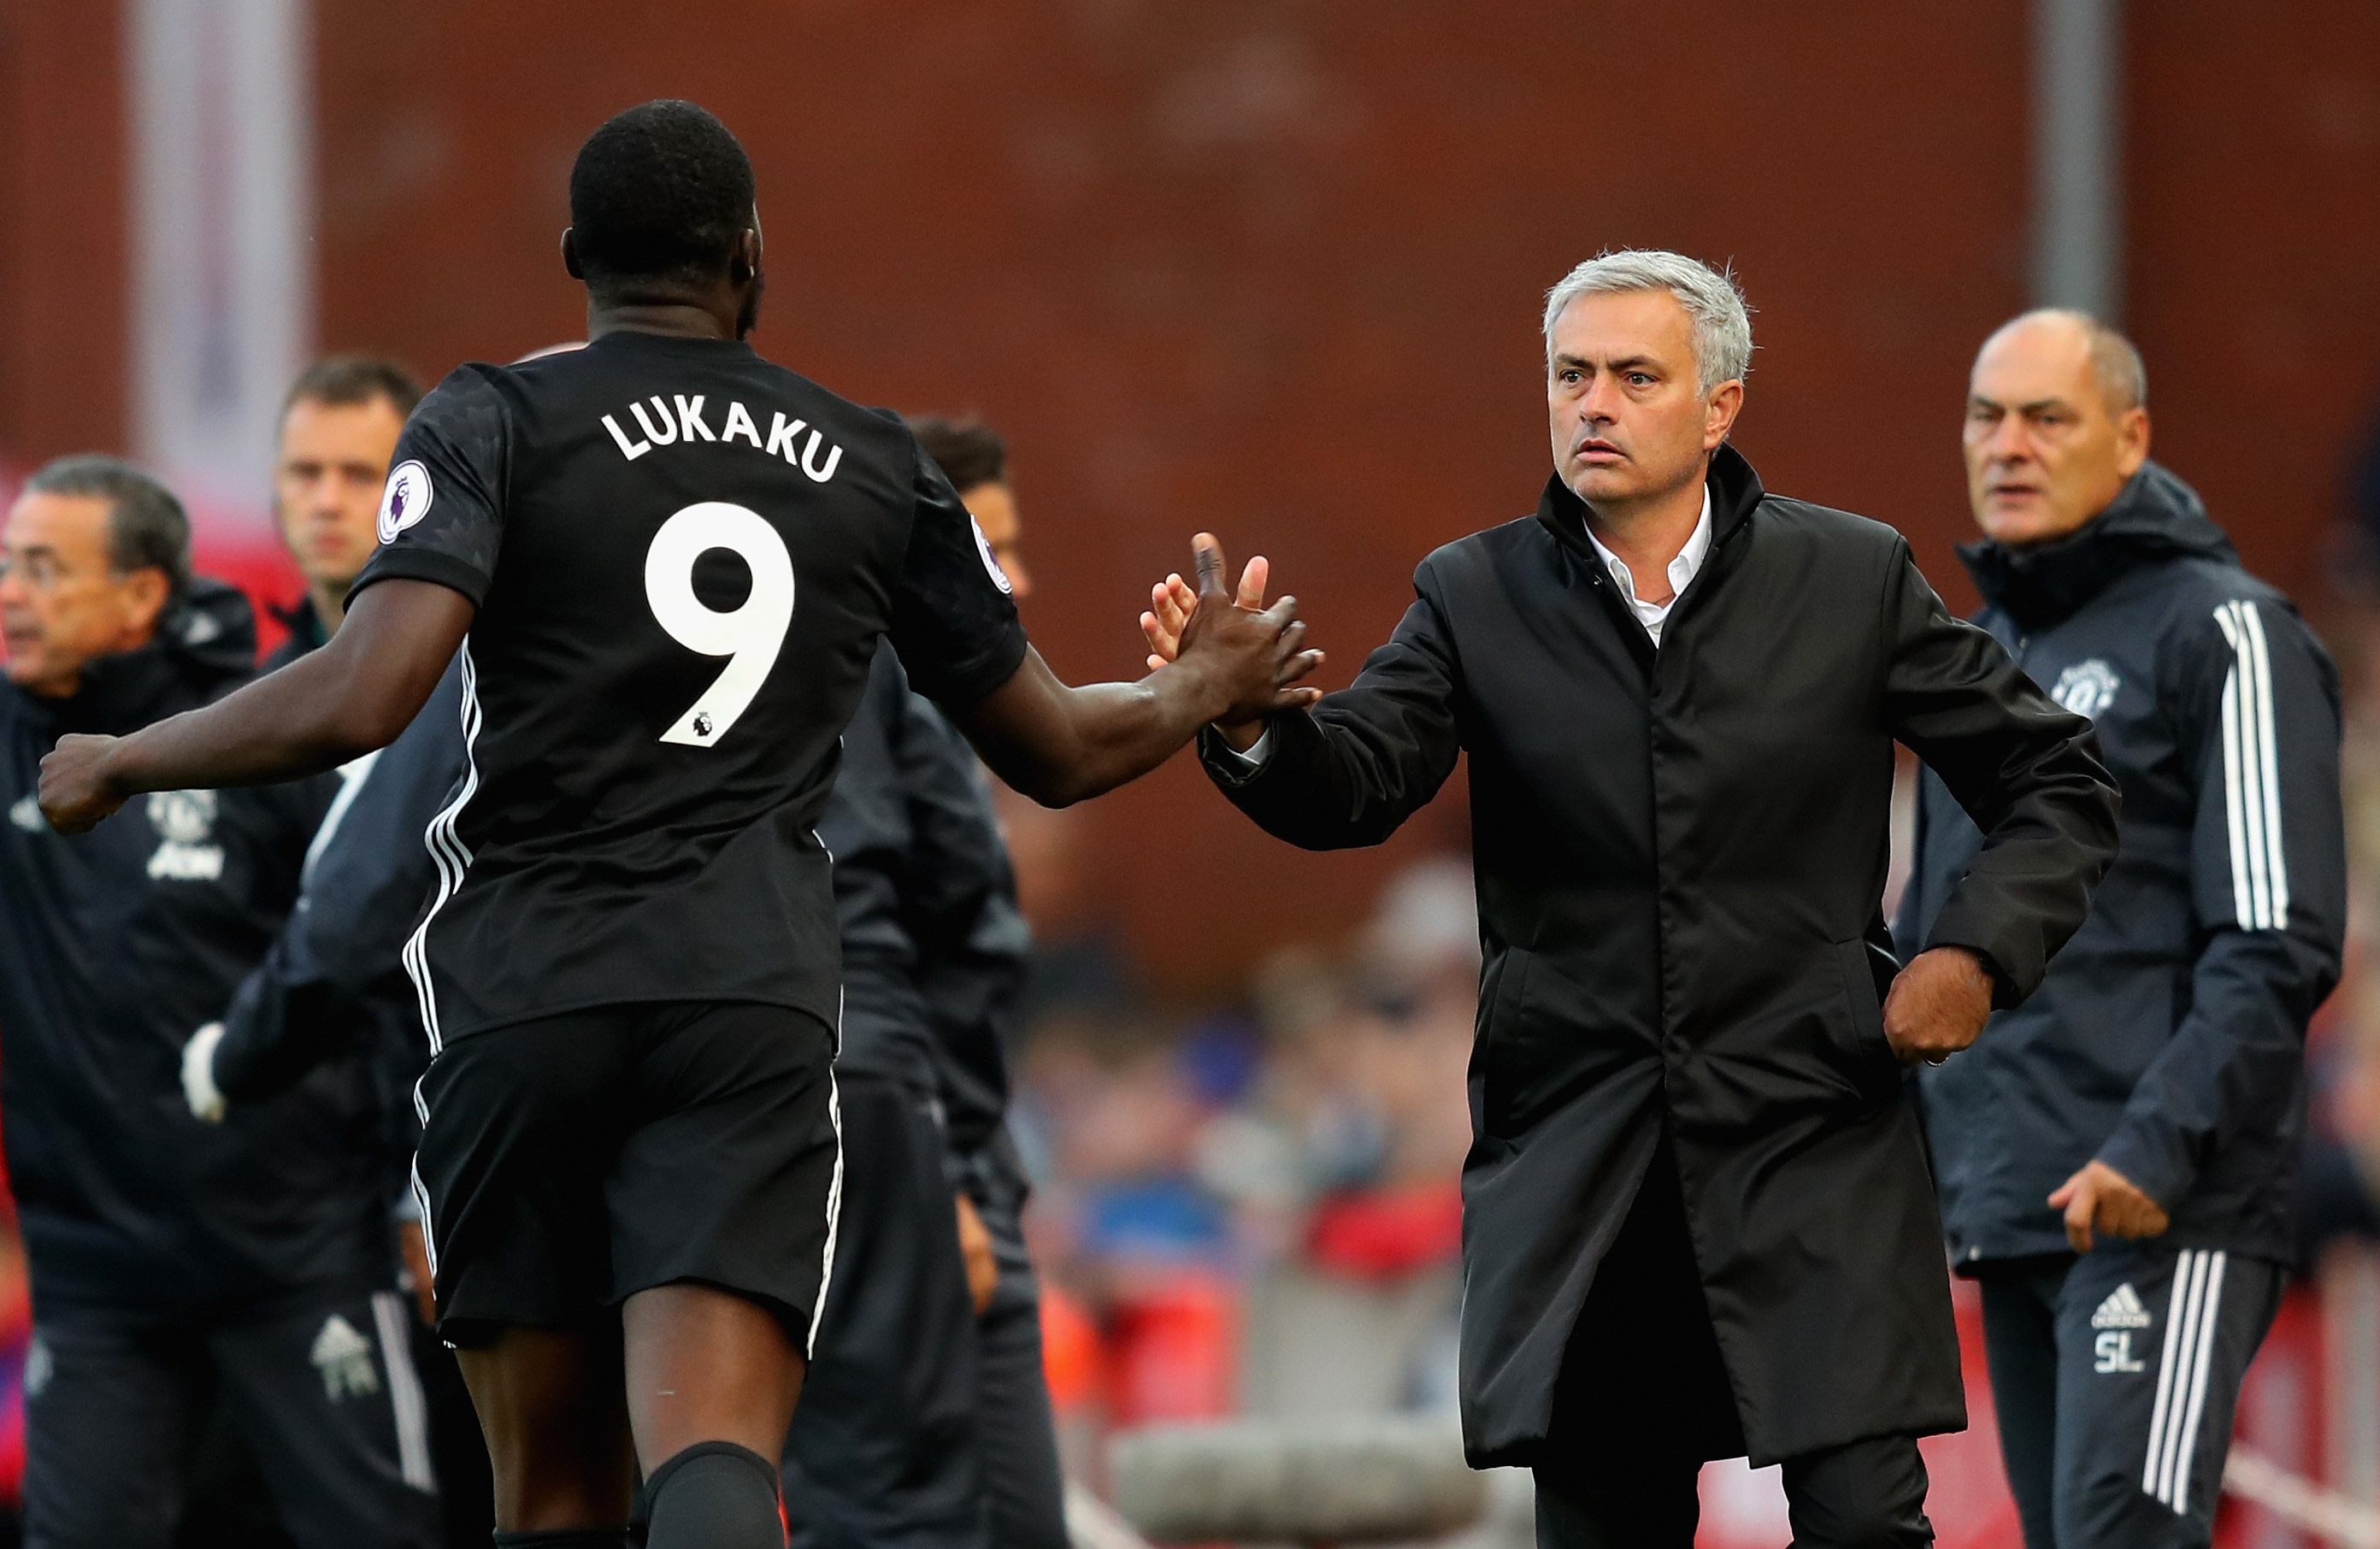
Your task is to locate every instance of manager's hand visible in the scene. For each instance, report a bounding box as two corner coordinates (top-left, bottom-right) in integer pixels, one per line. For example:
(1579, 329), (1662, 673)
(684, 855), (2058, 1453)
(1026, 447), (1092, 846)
(2049, 1159), (2170, 1252)
(1141, 558), (1261, 670)
(1880, 946), (1993, 1067)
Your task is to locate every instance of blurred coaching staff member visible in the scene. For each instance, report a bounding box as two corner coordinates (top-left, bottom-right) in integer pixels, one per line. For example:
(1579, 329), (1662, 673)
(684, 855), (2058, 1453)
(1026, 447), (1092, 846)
(0, 458), (439, 1548)
(1899, 311), (2345, 1548)
(264, 356), (424, 666)
(1146, 250), (2121, 1546)
(781, 416), (1067, 1549)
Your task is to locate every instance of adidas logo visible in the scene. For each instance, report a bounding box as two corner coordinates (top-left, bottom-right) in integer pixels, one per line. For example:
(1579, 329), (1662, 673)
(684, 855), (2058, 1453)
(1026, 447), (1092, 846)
(9, 794), (42, 833)
(2092, 1283), (2153, 1330)
(309, 1314), (382, 1401)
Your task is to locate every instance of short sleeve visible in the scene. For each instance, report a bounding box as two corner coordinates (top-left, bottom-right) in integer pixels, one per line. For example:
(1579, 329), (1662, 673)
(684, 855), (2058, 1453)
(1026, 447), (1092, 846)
(347, 366), (513, 608)
(887, 441), (1029, 707)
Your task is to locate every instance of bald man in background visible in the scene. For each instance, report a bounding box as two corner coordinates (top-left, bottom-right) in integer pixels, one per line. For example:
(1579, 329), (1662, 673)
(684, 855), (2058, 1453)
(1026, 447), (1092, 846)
(1898, 312), (2346, 1548)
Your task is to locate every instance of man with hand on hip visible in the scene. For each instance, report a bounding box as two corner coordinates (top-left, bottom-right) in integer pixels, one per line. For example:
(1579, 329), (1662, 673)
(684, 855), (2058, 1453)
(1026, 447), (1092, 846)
(1145, 250), (2122, 1547)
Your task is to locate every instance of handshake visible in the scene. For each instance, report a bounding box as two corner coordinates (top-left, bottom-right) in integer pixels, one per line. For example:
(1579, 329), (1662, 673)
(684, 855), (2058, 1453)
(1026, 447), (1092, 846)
(1139, 539), (1317, 750)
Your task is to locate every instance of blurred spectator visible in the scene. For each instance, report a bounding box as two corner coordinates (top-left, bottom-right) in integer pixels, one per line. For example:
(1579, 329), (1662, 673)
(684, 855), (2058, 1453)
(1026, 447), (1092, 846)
(1018, 853), (1482, 1454)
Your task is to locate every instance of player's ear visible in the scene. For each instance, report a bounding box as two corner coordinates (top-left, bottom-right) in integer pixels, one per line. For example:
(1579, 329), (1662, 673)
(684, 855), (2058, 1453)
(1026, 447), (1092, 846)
(732, 227), (761, 285)
(560, 228), (585, 281)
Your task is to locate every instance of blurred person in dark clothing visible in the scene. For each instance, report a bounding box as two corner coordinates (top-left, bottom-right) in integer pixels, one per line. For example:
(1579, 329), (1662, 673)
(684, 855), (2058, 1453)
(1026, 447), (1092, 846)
(262, 358), (421, 668)
(1146, 250), (2121, 1547)
(1899, 310), (2347, 1549)
(0, 456), (439, 1549)
(176, 352), (491, 1549)
(781, 415), (1067, 1549)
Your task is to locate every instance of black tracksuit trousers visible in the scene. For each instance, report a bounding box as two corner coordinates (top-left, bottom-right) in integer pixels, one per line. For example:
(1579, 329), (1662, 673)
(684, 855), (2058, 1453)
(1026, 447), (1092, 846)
(1975, 1246), (2284, 1548)
(780, 1075), (1066, 1549)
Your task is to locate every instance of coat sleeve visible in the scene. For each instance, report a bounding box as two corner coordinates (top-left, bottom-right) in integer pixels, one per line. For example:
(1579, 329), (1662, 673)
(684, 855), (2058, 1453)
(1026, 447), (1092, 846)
(1199, 569), (1464, 851)
(211, 921), (366, 1102)
(2093, 597), (2345, 1209)
(209, 766), (351, 1101)
(1882, 539), (2122, 1004)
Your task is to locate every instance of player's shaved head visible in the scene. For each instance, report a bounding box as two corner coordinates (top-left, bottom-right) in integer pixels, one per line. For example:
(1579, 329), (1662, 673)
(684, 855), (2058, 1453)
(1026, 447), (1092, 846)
(568, 100), (757, 302)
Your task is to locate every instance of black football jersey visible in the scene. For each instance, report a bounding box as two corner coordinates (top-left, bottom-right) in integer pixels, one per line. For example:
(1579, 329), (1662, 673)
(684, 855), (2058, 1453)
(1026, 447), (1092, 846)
(348, 330), (1028, 1046)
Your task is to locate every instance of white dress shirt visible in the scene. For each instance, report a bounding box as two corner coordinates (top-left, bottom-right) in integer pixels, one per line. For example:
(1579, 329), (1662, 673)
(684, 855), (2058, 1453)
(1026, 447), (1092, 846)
(1219, 486), (1715, 769)
(1582, 486), (1713, 647)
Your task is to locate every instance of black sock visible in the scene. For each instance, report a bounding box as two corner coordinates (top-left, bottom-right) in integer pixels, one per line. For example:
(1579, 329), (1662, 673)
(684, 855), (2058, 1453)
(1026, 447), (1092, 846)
(642, 1440), (784, 1549)
(492, 1532), (634, 1548)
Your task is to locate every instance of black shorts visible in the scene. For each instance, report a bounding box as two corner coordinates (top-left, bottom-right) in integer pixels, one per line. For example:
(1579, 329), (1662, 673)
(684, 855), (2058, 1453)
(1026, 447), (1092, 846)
(412, 1000), (842, 1349)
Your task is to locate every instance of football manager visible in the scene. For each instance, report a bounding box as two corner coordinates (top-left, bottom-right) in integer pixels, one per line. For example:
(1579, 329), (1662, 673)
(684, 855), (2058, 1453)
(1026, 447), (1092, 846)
(1900, 310), (2345, 1548)
(1144, 250), (2122, 1546)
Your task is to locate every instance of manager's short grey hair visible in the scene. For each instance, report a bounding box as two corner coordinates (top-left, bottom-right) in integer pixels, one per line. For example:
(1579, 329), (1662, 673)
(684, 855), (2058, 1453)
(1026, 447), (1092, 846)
(1542, 250), (1754, 392)
(23, 454), (191, 599)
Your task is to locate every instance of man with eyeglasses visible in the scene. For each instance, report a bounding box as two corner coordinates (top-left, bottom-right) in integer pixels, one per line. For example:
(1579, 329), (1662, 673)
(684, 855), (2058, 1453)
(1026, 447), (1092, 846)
(0, 456), (441, 1548)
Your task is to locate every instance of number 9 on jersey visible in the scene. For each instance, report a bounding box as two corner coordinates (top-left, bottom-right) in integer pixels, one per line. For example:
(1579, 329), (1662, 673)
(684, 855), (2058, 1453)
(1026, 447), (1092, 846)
(644, 502), (796, 747)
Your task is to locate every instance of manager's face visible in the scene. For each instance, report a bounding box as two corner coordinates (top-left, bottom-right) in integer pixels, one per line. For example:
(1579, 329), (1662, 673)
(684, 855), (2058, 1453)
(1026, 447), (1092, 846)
(1547, 289), (1737, 509)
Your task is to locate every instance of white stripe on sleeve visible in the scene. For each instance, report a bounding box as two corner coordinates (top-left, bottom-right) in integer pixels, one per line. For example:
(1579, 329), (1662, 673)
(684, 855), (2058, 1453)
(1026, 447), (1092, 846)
(2214, 603), (2288, 930)
(2236, 606), (2275, 922)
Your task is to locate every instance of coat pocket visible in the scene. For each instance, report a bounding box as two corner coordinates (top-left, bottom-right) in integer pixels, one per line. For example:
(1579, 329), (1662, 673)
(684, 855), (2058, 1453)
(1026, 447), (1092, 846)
(1470, 946), (1535, 1140)
(1831, 936), (1903, 1088)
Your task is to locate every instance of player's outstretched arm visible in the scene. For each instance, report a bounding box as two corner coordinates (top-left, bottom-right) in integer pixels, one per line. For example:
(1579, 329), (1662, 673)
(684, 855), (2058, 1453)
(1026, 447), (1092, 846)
(38, 579), (473, 833)
(955, 534), (1322, 808)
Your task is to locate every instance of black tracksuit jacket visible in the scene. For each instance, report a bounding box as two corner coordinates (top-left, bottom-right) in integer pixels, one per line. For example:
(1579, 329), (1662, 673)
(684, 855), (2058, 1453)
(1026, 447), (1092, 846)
(1203, 445), (2120, 1466)
(0, 581), (386, 1317)
(210, 658), (468, 1165)
(822, 639), (1028, 1151)
(1898, 463), (2347, 1268)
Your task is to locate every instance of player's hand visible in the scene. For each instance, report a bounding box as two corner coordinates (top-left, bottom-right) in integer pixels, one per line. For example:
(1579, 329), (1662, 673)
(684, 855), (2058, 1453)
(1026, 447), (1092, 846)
(955, 1192), (998, 1316)
(1160, 536), (1323, 750)
(2048, 1159), (2170, 1252)
(1880, 946), (1993, 1067)
(38, 733), (132, 833)
(181, 1022), (228, 1123)
(1141, 559), (1262, 670)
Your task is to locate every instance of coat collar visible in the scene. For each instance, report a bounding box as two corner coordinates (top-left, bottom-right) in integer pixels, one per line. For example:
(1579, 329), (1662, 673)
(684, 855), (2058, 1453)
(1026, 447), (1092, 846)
(1533, 442), (1766, 568)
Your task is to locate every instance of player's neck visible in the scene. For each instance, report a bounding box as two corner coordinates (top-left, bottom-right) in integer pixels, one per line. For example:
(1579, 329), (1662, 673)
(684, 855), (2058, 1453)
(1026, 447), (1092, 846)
(586, 300), (738, 343)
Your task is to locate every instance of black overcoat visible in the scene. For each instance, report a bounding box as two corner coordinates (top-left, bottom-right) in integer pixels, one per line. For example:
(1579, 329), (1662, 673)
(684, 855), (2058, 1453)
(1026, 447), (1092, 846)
(1204, 447), (2119, 1466)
